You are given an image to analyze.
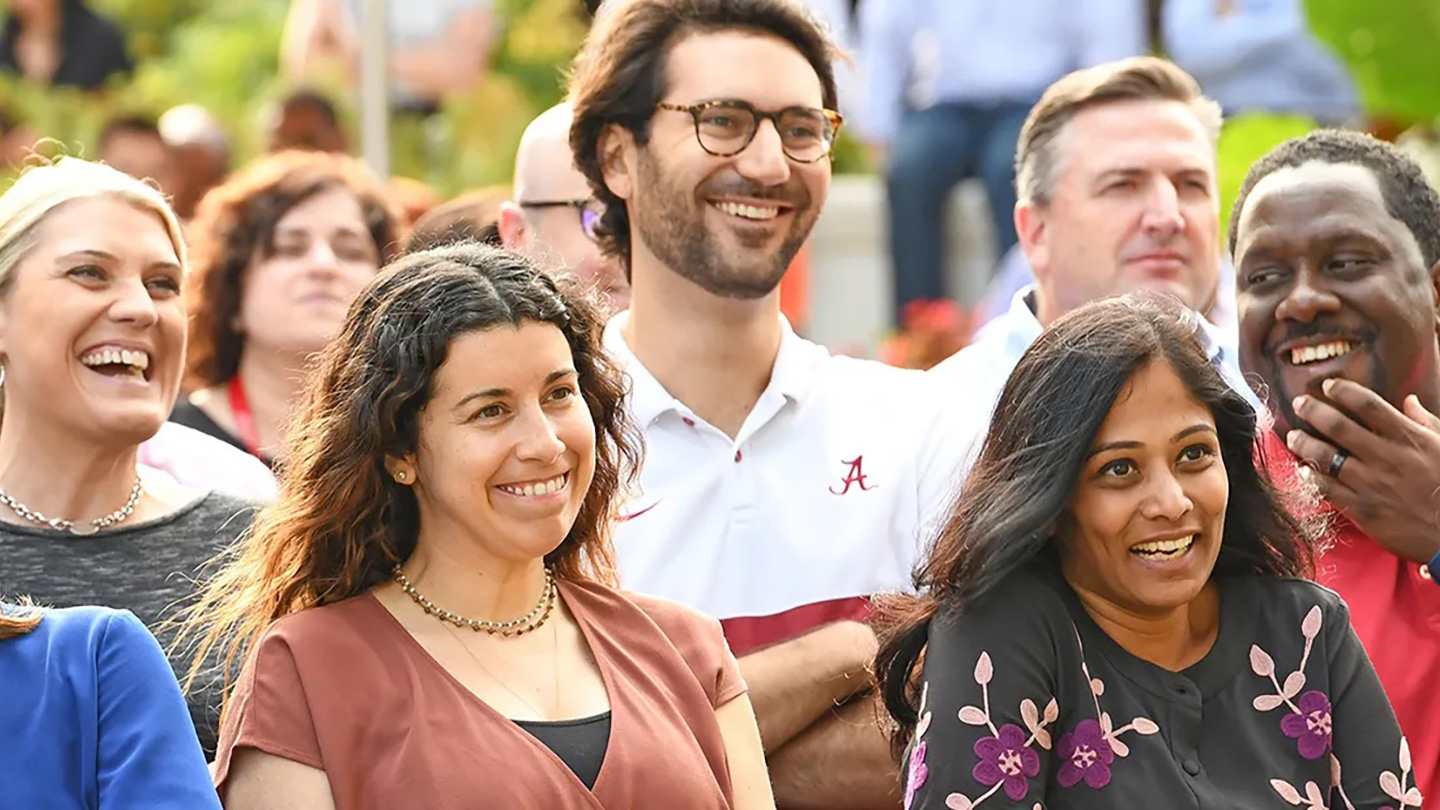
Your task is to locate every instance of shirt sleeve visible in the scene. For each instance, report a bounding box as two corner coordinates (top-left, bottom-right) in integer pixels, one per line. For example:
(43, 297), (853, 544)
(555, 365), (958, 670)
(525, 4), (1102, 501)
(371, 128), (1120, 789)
(904, 588), (1064, 809)
(95, 611), (222, 810)
(1161, 0), (1305, 78)
(211, 626), (326, 791)
(855, 0), (921, 143)
(631, 592), (749, 708)
(1324, 599), (1425, 808)
(1073, 0), (1148, 67)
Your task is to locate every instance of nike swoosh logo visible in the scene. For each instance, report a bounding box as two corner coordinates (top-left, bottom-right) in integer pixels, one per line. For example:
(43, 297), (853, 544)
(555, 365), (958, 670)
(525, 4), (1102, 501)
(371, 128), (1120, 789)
(618, 501), (661, 522)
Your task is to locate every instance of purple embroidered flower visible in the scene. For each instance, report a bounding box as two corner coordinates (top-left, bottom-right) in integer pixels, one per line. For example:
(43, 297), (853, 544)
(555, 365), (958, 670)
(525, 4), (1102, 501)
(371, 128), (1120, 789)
(1280, 690), (1333, 760)
(973, 724), (1040, 801)
(903, 742), (928, 809)
(1056, 719), (1115, 789)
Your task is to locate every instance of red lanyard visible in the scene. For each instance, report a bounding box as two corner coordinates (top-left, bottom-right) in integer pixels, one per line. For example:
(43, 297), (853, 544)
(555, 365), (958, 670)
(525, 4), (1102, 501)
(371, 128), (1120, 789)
(226, 376), (264, 459)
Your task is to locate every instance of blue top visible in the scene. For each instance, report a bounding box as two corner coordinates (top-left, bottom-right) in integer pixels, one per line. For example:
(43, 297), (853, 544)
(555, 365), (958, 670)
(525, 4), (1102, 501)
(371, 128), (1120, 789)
(1429, 548), (1440, 588)
(0, 606), (221, 810)
(856, 0), (1146, 141)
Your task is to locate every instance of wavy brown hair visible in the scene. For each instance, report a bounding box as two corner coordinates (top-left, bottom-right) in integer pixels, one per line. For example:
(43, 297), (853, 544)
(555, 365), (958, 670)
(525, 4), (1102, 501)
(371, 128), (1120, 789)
(184, 150), (401, 388)
(567, 0), (840, 278)
(180, 243), (643, 693)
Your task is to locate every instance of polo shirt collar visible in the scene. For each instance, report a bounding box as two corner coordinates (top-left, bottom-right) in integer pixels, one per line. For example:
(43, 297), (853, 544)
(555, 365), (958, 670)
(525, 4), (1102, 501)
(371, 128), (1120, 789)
(603, 311), (815, 429)
(997, 284), (1231, 363)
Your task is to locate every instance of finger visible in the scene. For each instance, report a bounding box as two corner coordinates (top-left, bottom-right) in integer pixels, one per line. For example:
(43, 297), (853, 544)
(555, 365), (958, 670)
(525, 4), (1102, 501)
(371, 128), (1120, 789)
(1403, 394), (1440, 432)
(1306, 465), (1364, 515)
(1319, 378), (1410, 439)
(1286, 428), (1339, 470)
(1291, 395), (1378, 462)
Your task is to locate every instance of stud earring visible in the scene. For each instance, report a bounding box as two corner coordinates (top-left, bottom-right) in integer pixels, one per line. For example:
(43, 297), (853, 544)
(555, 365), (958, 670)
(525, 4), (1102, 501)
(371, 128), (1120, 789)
(396, 471), (408, 482)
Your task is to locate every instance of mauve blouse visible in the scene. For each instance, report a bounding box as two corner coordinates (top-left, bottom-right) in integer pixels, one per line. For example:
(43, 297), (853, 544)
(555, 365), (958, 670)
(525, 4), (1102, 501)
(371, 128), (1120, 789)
(212, 579), (747, 809)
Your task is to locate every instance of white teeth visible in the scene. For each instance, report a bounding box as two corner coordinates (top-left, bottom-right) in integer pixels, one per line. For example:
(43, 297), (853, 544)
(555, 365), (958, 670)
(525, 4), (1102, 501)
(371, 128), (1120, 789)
(714, 201), (781, 221)
(498, 473), (567, 497)
(80, 347), (150, 373)
(1131, 535), (1196, 556)
(1289, 341), (1353, 366)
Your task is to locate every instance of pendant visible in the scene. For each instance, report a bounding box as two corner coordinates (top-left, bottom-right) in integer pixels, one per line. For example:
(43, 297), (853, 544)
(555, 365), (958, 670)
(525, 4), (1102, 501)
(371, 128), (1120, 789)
(68, 522), (99, 537)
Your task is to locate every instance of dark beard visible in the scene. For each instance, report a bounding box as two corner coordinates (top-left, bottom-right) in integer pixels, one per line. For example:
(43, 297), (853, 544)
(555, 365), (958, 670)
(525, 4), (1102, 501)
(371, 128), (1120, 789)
(631, 150), (813, 300)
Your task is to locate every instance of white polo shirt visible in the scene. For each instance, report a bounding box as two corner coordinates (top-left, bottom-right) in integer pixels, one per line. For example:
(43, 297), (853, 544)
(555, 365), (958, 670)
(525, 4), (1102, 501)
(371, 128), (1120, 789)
(605, 313), (953, 656)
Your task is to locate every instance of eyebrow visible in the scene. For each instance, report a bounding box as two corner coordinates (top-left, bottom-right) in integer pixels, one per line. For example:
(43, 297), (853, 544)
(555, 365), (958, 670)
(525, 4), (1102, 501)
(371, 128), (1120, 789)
(1087, 423), (1218, 458)
(56, 249), (181, 272)
(452, 368), (577, 411)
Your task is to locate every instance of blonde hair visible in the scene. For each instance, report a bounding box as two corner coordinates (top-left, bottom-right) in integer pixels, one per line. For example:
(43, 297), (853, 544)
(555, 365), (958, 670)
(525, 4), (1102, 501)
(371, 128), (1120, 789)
(0, 157), (187, 297)
(1015, 57), (1224, 207)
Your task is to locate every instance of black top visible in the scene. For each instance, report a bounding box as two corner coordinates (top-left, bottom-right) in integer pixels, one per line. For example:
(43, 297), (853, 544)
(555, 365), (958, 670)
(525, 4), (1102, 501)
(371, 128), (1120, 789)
(0, 0), (132, 90)
(169, 399), (275, 470)
(903, 561), (1420, 809)
(514, 711), (612, 790)
(0, 491), (257, 758)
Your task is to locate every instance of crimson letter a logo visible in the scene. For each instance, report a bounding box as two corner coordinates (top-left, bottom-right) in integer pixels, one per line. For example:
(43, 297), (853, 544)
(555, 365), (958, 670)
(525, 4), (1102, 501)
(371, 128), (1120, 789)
(829, 456), (876, 495)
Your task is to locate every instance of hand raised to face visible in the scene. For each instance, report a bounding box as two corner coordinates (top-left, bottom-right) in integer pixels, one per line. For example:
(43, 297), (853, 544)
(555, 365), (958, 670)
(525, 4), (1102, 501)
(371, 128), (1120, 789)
(1287, 377), (1440, 564)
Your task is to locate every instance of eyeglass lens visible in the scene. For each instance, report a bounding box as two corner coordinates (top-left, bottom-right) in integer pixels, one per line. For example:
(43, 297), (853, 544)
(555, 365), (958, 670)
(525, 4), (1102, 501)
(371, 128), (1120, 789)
(695, 104), (834, 160)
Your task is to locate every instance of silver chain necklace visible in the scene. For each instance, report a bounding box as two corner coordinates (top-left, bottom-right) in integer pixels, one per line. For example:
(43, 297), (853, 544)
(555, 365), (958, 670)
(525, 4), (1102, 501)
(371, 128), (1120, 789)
(0, 477), (144, 536)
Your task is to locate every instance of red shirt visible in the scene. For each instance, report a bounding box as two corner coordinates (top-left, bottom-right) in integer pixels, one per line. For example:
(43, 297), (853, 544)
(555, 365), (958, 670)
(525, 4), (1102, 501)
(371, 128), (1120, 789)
(1260, 431), (1440, 797)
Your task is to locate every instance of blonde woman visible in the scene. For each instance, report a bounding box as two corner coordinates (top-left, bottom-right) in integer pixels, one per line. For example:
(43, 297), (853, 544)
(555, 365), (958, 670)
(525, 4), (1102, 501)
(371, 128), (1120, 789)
(0, 601), (220, 807)
(0, 158), (255, 757)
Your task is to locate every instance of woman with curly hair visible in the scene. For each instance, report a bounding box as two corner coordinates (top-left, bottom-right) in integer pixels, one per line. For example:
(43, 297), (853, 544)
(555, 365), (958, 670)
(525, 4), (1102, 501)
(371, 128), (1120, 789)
(186, 244), (774, 809)
(169, 150), (400, 468)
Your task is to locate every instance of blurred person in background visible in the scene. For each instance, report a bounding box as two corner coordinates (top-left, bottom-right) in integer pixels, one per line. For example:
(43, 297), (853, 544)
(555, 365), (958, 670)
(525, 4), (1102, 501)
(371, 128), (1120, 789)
(859, 0), (1145, 326)
(0, 0), (131, 90)
(159, 103), (232, 221)
(281, 0), (495, 117)
(191, 244), (774, 809)
(0, 104), (36, 173)
(387, 175), (443, 230)
(926, 57), (1258, 485)
(405, 185), (509, 252)
(267, 89), (349, 154)
(96, 114), (178, 197)
(0, 604), (221, 808)
(1163, 0), (1359, 126)
(0, 158), (256, 757)
(499, 103), (629, 313)
(171, 150), (400, 467)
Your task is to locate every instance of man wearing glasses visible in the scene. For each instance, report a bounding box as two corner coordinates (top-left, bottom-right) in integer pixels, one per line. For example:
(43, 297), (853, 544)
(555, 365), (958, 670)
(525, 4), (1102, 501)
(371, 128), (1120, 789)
(498, 103), (630, 312)
(568, 1), (954, 806)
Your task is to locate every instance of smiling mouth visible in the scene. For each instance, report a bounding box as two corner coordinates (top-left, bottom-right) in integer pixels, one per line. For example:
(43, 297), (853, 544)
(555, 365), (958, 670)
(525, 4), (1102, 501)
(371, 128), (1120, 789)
(79, 348), (153, 382)
(496, 472), (569, 498)
(710, 200), (785, 221)
(1285, 339), (1355, 366)
(1130, 534), (1195, 560)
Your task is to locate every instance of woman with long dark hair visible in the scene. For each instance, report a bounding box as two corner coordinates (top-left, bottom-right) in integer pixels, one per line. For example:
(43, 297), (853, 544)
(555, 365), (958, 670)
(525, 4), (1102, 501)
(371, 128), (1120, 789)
(184, 244), (774, 809)
(877, 294), (1419, 808)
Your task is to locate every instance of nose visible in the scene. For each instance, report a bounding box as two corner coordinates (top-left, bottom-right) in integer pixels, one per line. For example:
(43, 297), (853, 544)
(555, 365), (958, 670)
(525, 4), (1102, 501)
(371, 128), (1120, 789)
(513, 404), (566, 465)
(108, 277), (159, 328)
(1139, 179), (1185, 239)
(1275, 268), (1341, 323)
(305, 239), (341, 275)
(734, 118), (792, 188)
(1140, 469), (1193, 523)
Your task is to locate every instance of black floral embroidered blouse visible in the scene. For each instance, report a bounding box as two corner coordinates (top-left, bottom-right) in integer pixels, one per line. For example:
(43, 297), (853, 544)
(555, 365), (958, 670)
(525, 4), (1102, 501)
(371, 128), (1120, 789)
(903, 562), (1422, 810)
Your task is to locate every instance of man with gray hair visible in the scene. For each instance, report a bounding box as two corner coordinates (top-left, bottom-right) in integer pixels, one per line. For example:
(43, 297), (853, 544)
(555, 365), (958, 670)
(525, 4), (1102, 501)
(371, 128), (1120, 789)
(927, 56), (1259, 480)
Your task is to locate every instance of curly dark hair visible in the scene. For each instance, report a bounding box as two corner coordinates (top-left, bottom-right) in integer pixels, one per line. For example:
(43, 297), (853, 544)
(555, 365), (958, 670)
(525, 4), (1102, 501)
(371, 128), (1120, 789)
(181, 243), (644, 691)
(1228, 129), (1440, 268)
(566, 0), (840, 278)
(874, 293), (1323, 758)
(184, 150), (402, 388)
